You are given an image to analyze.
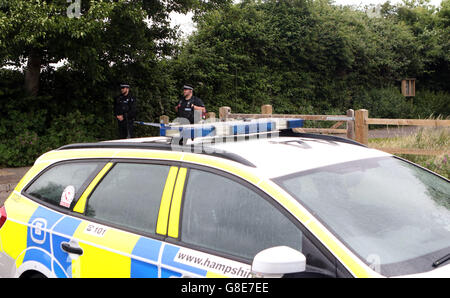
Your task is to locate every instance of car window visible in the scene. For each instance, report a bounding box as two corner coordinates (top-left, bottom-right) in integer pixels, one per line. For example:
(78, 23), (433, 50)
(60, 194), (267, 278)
(275, 156), (450, 276)
(25, 162), (103, 209)
(85, 162), (170, 235)
(180, 168), (302, 261)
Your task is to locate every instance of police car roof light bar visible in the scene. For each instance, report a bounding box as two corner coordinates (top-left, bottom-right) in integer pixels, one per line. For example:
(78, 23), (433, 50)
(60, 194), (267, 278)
(133, 118), (363, 148)
(158, 118), (304, 140)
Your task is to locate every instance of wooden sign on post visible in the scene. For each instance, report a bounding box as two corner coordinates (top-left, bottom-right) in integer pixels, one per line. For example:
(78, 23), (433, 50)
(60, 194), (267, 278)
(401, 78), (415, 97)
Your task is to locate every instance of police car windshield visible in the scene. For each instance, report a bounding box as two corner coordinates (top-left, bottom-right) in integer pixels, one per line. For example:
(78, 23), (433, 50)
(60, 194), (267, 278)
(274, 156), (450, 277)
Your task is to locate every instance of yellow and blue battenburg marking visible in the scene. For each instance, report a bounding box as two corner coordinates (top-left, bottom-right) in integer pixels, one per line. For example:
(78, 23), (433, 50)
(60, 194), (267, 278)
(23, 206), (81, 277)
(8, 200), (237, 278)
(161, 245), (207, 277)
(17, 204), (159, 277)
(48, 216), (82, 277)
(130, 237), (161, 278)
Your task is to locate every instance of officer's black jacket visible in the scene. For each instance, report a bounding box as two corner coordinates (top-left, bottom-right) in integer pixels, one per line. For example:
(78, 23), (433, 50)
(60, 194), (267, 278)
(177, 96), (205, 124)
(114, 93), (137, 121)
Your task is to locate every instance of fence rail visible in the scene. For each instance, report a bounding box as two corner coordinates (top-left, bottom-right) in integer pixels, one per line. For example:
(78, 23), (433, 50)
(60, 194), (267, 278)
(352, 109), (450, 152)
(219, 105), (356, 140)
(366, 118), (450, 126)
(217, 105), (449, 156)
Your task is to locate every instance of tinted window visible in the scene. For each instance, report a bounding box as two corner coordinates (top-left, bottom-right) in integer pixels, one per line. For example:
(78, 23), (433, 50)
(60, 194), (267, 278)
(181, 169), (302, 261)
(86, 163), (170, 234)
(26, 162), (102, 208)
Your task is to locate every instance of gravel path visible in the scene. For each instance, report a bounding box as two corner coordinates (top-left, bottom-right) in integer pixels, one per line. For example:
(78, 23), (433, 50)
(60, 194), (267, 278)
(0, 167), (30, 204)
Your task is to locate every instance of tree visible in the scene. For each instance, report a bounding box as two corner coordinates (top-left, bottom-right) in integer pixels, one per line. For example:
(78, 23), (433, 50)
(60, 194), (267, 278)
(0, 0), (232, 167)
(0, 0), (228, 96)
(382, 0), (450, 91)
(170, 0), (449, 117)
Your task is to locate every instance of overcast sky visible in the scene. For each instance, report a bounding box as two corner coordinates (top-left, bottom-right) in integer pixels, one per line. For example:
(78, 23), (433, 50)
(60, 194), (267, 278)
(333, 0), (442, 6)
(170, 0), (444, 36)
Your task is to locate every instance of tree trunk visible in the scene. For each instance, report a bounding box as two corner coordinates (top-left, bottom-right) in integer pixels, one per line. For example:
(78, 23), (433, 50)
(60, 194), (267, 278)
(24, 51), (41, 96)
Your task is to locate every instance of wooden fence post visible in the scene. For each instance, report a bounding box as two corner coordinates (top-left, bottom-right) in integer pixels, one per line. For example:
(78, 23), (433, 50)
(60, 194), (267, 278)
(160, 115), (169, 124)
(346, 109), (355, 140)
(159, 115), (170, 136)
(219, 106), (231, 121)
(261, 104), (273, 116)
(355, 109), (368, 146)
(206, 112), (216, 121)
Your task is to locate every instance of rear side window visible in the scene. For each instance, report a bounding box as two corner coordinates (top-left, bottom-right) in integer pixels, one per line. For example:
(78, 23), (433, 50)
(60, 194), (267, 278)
(85, 163), (170, 235)
(25, 162), (103, 209)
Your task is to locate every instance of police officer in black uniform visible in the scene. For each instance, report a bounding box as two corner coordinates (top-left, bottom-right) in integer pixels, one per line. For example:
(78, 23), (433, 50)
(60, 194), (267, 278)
(114, 83), (137, 139)
(175, 84), (206, 124)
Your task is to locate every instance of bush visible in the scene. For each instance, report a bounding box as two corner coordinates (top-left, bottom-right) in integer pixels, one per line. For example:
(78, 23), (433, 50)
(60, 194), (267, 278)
(0, 110), (109, 167)
(413, 90), (450, 118)
(353, 87), (414, 118)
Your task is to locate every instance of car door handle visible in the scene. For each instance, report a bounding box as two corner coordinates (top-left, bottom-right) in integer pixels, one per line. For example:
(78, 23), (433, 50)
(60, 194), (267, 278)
(61, 241), (83, 255)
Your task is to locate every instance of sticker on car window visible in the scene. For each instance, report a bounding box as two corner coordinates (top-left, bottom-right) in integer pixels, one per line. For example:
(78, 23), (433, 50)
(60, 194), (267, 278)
(60, 185), (75, 208)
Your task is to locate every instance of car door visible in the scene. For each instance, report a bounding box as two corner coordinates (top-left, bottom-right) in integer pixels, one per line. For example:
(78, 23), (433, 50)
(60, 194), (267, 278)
(160, 165), (338, 278)
(69, 161), (179, 277)
(18, 160), (107, 278)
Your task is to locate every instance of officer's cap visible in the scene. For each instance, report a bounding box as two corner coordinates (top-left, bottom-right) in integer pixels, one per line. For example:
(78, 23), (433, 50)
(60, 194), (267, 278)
(183, 84), (194, 90)
(120, 83), (130, 89)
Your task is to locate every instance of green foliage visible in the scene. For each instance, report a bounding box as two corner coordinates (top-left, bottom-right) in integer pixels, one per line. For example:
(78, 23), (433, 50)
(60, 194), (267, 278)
(0, 0), (449, 167)
(171, 0), (449, 117)
(0, 110), (100, 167)
(0, 69), (110, 166)
(413, 90), (450, 117)
(353, 87), (414, 118)
(43, 110), (102, 149)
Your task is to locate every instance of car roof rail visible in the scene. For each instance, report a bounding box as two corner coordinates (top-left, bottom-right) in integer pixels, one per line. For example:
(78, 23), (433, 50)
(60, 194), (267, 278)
(57, 141), (257, 168)
(58, 141), (173, 151)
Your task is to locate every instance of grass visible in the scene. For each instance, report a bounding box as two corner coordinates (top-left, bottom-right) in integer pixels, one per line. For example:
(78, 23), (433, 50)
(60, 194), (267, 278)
(369, 127), (449, 179)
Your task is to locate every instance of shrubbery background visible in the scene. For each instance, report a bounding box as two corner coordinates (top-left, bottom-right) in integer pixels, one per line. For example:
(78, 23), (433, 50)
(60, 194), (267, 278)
(0, 0), (449, 167)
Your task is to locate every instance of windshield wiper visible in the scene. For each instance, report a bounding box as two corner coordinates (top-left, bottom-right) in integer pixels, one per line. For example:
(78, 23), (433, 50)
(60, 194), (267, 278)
(432, 253), (450, 268)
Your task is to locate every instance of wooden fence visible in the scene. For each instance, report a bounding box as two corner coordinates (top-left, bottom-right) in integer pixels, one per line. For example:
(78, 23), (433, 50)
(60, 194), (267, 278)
(353, 109), (450, 156)
(214, 105), (450, 156)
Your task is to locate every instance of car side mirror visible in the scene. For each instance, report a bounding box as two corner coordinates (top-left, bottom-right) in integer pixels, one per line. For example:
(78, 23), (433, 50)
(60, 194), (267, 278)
(251, 246), (306, 278)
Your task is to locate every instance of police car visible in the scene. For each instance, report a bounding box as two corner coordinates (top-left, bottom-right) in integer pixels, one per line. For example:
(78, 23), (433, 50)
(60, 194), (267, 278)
(0, 119), (449, 278)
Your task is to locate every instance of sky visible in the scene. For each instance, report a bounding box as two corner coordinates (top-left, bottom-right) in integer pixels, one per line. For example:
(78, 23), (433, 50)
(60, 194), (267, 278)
(333, 0), (442, 6)
(170, 0), (444, 36)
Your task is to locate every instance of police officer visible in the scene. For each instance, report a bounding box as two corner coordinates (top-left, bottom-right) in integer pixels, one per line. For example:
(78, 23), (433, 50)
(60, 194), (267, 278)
(175, 84), (206, 124)
(114, 83), (137, 139)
